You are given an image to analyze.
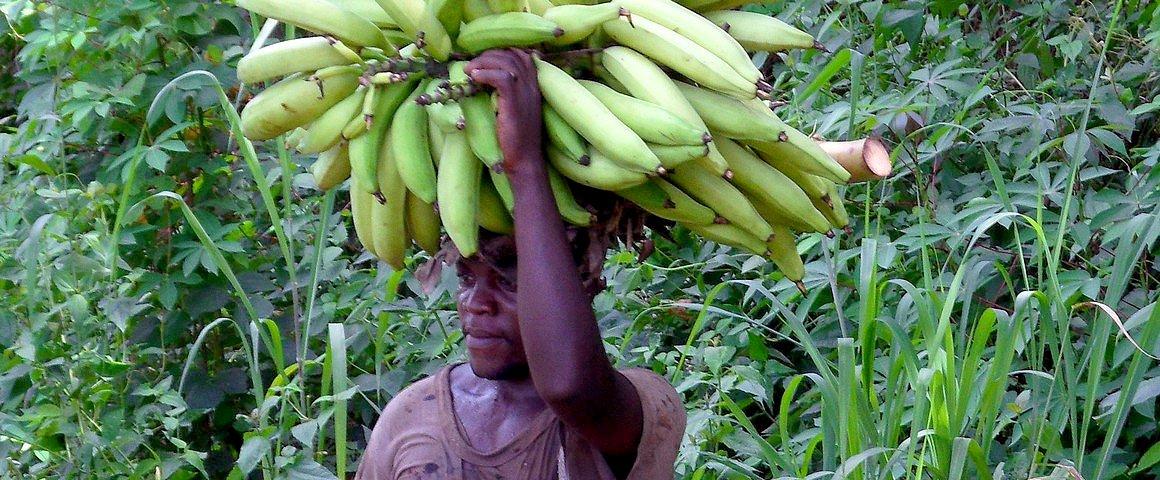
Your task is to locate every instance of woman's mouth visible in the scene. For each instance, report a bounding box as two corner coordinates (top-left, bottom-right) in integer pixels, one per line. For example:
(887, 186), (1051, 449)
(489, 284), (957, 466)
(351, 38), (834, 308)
(466, 335), (505, 350)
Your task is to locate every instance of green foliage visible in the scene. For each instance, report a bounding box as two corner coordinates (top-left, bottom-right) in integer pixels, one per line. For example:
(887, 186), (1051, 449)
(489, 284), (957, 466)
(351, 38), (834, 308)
(1, 0), (1158, 479)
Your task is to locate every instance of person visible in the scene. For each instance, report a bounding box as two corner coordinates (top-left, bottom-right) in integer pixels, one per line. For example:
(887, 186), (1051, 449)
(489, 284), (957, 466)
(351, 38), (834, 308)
(352, 49), (686, 480)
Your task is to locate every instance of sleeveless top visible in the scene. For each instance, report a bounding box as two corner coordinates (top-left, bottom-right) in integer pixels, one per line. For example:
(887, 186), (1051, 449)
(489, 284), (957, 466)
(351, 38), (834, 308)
(353, 363), (685, 479)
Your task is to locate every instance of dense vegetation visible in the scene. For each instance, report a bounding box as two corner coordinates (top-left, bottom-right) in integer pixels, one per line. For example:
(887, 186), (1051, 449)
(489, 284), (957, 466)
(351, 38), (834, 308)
(1, 0), (1158, 478)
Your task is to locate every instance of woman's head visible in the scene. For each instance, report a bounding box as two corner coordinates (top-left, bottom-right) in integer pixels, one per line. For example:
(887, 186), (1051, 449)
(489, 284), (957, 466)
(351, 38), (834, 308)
(446, 227), (611, 380)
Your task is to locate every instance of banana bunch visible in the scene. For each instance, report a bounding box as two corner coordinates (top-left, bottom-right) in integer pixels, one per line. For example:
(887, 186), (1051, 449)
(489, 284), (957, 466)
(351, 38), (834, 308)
(234, 0), (892, 285)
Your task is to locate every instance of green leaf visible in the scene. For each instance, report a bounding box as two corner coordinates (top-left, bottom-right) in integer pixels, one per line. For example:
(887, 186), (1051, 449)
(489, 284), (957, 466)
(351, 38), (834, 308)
(7, 153), (55, 176)
(235, 435), (270, 475)
(1131, 441), (1160, 475)
(798, 48), (852, 105)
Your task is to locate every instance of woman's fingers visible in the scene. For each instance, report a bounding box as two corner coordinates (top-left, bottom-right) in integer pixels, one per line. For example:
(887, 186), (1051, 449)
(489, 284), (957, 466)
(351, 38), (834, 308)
(466, 69), (514, 90)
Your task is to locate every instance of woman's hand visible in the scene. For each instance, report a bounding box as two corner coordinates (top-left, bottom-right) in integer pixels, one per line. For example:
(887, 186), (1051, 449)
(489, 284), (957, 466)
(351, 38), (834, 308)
(464, 49), (543, 179)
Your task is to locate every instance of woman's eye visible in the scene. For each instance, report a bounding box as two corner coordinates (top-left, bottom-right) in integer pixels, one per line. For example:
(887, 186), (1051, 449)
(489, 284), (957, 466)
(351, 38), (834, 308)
(497, 276), (516, 291)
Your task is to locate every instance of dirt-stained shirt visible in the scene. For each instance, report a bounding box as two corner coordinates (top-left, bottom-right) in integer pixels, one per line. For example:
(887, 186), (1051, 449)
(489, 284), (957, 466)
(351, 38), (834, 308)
(353, 363), (686, 480)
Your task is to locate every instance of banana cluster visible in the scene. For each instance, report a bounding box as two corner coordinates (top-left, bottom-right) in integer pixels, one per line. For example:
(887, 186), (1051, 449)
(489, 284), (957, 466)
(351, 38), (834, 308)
(235, 0), (890, 285)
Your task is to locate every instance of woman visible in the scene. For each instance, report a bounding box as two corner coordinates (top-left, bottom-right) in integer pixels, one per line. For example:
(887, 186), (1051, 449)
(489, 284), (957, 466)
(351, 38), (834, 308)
(353, 49), (685, 480)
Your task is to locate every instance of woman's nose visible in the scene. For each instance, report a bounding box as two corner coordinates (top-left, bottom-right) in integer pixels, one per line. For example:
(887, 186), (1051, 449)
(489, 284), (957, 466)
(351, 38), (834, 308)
(462, 285), (497, 315)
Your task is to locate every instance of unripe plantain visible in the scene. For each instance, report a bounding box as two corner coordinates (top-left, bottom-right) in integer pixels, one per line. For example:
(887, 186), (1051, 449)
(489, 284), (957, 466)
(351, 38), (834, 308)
(715, 137), (830, 233)
(535, 57), (663, 174)
(703, 10), (817, 53)
(449, 62), (505, 169)
(390, 85), (438, 203)
(547, 145), (648, 190)
(687, 223), (768, 256)
(373, 0), (453, 60)
(667, 162), (773, 241)
(349, 185), (380, 257)
(237, 0), (391, 49)
(649, 143), (710, 167)
(298, 85), (367, 154)
(373, 133), (410, 270)
(615, 178), (716, 225)
(406, 193), (442, 254)
(349, 80), (419, 196)
(597, 47), (729, 175)
(547, 165), (595, 226)
(458, 13), (565, 52)
(237, 37), (360, 84)
(240, 69), (361, 141)
(543, 104), (589, 164)
(311, 142), (352, 191)
(766, 224), (805, 283)
(478, 174), (515, 234)
(579, 80), (709, 148)
(602, 15), (755, 98)
(437, 132), (482, 256)
(615, 0), (760, 84)
(544, 3), (624, 45)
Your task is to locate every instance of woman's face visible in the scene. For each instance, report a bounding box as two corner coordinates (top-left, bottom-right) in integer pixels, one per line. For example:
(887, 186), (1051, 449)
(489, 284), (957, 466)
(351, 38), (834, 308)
(454, 253), (528, 380)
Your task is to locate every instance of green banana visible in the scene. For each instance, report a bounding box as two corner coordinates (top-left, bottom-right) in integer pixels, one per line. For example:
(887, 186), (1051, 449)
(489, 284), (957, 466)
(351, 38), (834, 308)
(373, 0), (453, 60)
(284, 127), (308, 151)
(527, 0), (555, 15)
(428, 114), (446, 163)
(649, 143), (710, 167)
(341, 0), (399, 28)
(702, 10), (816, 53)
(299, 85), (367, 154)
(811, 179), (850, 231)
(448, 63), (505, 169)
(349, 80), (418, 195)
(675, 81), (850, 183)
(597, 46), (729, 175)
(668, 162), (773, 241)
(240, 68), (361, 141)
(390, 85), (438, 203)
(373, 134), (410, 270)
(425, 80), (467, 133)
(237, 37), (360, 84)
(342, 83), (377, 141)
(489, 170), (516, 211)
(752, 197), (825, 234)
(578, 80), (709, 148)
(427, 0), (465, 36)
(544, 3), (623, 45)
(748, 131), (851, 184)
(602, 15), (756, 98)
(535, 57), (663, 174)
(458, 13), (564, 52)
(686, 223), (768, 256)
(381, 29), (414, 47)
(438, 131), (482, 256)
(547, 165), (595, 226)
(675, 80), (783, 140)
(237, 0), (390, 49)
(486, 0), (528, 13)
(463, 0), (495, 21)
(310, 142), (352, 191)
(615, 178), (716, 225)
(715, 137), (830, 233)
(692, 0), (769, 12)
(478, 174), (515, 234)
(406, 193), (443, 254)
(543, 104), (589, 164)
(766, 224), (805, 283)
(350, 185), (380, 257)
(548, 145), (649, 190)
(615, 0), (760, 84)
